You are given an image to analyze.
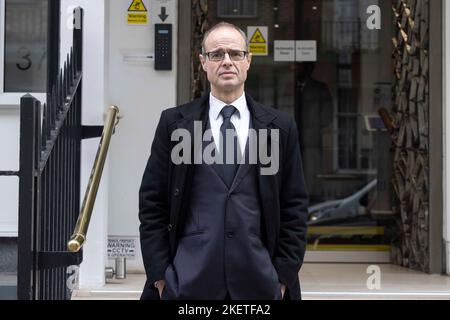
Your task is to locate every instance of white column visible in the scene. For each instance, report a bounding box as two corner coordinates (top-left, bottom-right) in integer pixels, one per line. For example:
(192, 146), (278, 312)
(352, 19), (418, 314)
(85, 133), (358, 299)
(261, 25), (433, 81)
(60, 0), (109, 288)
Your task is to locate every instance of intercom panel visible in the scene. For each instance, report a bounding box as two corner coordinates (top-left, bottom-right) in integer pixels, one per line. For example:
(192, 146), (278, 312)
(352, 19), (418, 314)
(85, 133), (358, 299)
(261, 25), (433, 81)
(155, 24), (172, 70)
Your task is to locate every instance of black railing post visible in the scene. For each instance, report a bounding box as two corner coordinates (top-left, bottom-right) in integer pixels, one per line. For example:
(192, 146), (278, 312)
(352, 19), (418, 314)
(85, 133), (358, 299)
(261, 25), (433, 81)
(17, 95), (41, 300)
(73, 10), (83, 268)
(47, 0), (61, 94)
(74, 7), (83, 74)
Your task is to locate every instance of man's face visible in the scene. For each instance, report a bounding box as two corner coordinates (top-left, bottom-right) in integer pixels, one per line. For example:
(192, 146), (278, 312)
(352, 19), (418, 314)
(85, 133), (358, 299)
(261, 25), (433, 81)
(200, 27), (252, 94)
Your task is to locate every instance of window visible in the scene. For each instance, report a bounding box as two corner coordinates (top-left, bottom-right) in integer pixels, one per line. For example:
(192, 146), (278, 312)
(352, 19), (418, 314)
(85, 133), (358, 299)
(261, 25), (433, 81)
(2, 0), (48, 93)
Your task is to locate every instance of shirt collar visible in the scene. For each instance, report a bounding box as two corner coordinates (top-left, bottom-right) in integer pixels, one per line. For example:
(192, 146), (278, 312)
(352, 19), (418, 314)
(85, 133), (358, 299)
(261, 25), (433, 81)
(209, 92), (247, 120)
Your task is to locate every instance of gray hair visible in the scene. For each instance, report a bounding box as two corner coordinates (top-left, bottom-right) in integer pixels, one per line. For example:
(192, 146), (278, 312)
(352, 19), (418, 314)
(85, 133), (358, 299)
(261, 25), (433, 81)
(201, 22), (249, 54)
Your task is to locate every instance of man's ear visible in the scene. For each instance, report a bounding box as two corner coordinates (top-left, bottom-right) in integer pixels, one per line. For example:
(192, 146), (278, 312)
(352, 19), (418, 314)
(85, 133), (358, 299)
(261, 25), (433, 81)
(199, 54), (207, 72)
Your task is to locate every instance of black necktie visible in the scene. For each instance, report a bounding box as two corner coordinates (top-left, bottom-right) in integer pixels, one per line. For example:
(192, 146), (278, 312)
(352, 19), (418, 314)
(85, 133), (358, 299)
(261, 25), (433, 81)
(220, 105), (240, 187)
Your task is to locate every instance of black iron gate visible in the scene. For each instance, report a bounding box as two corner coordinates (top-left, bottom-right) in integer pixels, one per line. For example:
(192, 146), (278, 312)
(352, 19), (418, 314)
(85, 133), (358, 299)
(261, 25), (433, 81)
(15, 7), (85, 300)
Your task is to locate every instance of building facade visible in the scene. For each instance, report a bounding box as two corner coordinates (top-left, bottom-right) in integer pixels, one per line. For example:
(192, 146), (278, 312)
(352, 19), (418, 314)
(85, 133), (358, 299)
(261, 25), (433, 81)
(0, 0), (449, 292)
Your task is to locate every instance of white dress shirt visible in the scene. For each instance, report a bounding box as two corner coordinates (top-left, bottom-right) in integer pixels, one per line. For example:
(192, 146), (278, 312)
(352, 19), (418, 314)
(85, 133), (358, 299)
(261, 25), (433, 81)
(209, 92), (250, 155)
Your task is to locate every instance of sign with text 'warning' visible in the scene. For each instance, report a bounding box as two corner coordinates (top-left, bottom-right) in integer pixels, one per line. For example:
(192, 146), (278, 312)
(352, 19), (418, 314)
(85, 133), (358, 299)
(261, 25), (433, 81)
(127, 0), (148, 25)
(247, 26), (268, 56)
(108, 238), (137, 259)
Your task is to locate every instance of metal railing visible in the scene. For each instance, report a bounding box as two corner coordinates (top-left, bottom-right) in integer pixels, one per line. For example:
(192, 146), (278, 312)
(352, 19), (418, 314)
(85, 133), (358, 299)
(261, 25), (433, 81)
(1, 5), (119, 300)
(15, 7), (84, 300)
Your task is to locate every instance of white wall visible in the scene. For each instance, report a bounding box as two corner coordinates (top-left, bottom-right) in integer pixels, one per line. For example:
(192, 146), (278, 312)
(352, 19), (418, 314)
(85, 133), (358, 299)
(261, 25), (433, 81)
(106, 0), (177, 272)
(0, 107), (19, 237)
(444, 0), (450, 276)
(60, 0), (109, 288)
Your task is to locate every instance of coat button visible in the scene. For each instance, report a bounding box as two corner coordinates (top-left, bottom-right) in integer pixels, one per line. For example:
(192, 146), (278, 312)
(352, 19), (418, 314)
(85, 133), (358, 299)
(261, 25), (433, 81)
(173, 188), (180, 197)
(227, 232), (234, 238)
(167, 224), (173, 232)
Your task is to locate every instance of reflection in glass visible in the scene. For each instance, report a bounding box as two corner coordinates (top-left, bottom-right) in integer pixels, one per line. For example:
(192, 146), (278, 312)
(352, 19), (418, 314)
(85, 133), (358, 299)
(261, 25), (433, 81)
(4, 0), (47, 92)
(295, 62), (333, 204)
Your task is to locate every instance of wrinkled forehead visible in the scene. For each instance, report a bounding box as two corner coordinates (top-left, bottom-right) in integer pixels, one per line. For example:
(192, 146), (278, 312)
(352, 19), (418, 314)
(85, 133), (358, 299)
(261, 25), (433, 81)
(204, 27), (247, 51)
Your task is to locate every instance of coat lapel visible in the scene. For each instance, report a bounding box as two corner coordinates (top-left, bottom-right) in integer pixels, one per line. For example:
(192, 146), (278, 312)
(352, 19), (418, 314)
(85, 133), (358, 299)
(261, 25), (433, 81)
(245, 94), (279, 255)
(176, 94), (209, 159)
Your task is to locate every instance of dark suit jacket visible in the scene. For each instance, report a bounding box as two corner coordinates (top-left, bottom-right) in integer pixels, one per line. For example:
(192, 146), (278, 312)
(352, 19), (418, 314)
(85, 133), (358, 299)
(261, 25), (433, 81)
(139, 93), (309, 300)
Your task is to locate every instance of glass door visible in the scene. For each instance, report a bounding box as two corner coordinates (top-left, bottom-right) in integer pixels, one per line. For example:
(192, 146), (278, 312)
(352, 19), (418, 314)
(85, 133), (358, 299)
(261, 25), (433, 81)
(206, 0), (396, 262)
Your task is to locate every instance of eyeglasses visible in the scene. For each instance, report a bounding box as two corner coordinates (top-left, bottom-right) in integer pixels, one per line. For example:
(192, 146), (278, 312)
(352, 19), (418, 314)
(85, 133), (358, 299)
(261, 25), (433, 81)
(203, 49), (248, 62)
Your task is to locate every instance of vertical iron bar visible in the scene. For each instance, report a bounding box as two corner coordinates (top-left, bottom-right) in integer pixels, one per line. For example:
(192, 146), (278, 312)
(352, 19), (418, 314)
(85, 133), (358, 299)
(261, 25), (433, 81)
(56, 136), (61, 299)
(17, 95), (39, 300)
(55, 136), (59, 299)
(62, 122), (66, 299)
(74, 9), (83, 283)
(41, 105), (47, 149)
(69, 100), (75, 270)
(45, 90), (52, 299)
(59, 71), (63, 114)
(64, 116), (69, 298)
(68, 49), (73, 87)
(47, 149), (51, 300)
(46, 145), (50, 300)
(51, 134), (56, 299)
(74, 8), (83, 73)
(69, 105), (74, 298)
(47, 0), (61, 94)
(52, 80), (57, 127)
(34, 97), (42, 300)
(60, 124), (65, 300)
(61, 125), (66, 299)
(63, 61), (67, 105)
(41, 167), (46, 300)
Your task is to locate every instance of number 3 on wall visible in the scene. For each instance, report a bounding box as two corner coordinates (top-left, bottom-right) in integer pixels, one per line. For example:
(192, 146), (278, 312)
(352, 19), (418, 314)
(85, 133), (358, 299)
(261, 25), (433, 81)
(16, 47), (32, 71)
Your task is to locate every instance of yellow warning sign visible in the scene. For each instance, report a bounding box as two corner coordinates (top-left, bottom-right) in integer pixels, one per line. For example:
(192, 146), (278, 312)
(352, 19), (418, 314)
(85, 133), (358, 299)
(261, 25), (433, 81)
(250, 28), (266, 44)
(127, 0), (148, 25)
(248, 27), (268, 56)
(249, 44), (267, 54)
(128, 13), (148, 24)
(128, 0), (147, 12)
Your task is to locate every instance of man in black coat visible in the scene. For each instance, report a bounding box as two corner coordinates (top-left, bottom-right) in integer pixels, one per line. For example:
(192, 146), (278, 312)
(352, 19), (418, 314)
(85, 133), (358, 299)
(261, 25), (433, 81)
(139, 22), (309, 300)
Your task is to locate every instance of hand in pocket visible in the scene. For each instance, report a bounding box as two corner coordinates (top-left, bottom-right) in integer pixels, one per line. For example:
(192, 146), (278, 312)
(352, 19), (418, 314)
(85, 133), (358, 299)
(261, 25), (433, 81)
(280, 283), (286, 299)
(155, 280), (166, 299)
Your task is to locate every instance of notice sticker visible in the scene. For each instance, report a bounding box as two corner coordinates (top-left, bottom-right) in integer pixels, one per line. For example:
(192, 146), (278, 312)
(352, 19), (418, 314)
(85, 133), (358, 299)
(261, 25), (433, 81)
(247, 26), (268, 56)
(127, 0), (148, 25)
(296, 40), (317, 62)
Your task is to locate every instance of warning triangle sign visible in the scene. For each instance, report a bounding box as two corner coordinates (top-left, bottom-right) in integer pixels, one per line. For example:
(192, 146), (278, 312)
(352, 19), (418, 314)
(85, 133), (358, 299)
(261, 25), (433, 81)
(128, 0), (147, 12)
(250, 28), (266, 44)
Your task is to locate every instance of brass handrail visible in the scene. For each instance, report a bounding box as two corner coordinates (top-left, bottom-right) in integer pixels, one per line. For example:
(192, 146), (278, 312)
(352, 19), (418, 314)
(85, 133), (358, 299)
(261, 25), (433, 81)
(68, 106), (120, 252)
